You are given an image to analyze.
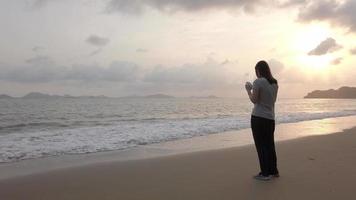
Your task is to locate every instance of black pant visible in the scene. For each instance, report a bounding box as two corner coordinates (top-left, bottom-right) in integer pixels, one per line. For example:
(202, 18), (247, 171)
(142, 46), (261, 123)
(251, 115), (278, 176)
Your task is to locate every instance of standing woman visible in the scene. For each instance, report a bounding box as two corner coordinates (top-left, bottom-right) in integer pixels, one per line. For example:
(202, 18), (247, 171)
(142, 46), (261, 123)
(245, 60), (279, 181)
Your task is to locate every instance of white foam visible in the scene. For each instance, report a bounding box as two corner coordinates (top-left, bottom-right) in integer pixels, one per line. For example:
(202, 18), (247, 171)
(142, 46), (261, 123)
(1, 110), (356, 163)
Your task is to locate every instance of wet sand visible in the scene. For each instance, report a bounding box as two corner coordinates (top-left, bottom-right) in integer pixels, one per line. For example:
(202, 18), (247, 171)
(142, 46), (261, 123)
(1, 125), (356, 200)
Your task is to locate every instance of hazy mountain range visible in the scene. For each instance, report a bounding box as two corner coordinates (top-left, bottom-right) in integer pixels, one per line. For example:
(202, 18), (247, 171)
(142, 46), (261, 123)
(0, 92), (219, 99)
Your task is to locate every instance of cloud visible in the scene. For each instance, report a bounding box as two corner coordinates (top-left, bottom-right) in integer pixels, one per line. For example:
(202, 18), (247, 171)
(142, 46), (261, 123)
(265, 59), (320, 84)
(0, 58), (238, 87)
(27, 0), (55, 9)
(85, 35), (110, 56)
(136, 48), (148, 53)
(277, 0), (307, 8)
(268, 59), (285, 74)
(331, 57), (342, 65)
(143, 59), (237, 86)
(25, 55), (54, 65)
(350, 48), (356, 55)
(298, 0), (356, 33)
(30, 0), (49, 7)
(104, 0), (312, 15)
(0, 57), (253, 96)
(32, 46), (44, 52)
(67, 61), (140, 82)
(0, 61), (140, 83)
(88, 49), (103, 57)
(308, 37), (342, 56)
(85, 35), (110, 47)
(105, 0), (270, 14)
(220, 59), (230, 65)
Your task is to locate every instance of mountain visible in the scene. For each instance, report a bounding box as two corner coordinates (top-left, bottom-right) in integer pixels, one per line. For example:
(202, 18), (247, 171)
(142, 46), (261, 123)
(3, 92), (174, 99)
(22, 92), (53, 99)
(190, 95), (219, 99)
(120, 94), (175, 99)
(206, 95), (219, 99)
(304, 87), (356, 99)
(0, 94), (13, 99)
(144, 94), (174, 98)
(22, 92), (109, 99)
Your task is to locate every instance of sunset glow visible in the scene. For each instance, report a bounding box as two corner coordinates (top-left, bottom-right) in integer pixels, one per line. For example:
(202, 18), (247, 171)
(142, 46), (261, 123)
(0, 0), (355, 98)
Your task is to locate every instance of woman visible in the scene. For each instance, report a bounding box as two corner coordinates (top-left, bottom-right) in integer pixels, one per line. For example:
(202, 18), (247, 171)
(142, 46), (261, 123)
(245, 60), (279, 181)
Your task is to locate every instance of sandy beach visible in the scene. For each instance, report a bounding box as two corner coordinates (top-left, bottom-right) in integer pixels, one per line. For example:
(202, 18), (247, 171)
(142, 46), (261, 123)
(2, 0), (356, 199)
(1, 117), (356, 200)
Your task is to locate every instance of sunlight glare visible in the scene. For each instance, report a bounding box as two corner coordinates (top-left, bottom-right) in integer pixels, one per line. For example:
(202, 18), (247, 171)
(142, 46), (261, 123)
(292, 24), (334, 71)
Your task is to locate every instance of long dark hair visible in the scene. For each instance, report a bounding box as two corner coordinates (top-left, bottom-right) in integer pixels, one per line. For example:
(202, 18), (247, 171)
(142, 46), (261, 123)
(255, 60), (278, 85)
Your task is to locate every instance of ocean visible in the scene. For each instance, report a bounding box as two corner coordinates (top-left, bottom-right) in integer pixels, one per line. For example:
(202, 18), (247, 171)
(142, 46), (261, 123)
(1, 97), (356, 163)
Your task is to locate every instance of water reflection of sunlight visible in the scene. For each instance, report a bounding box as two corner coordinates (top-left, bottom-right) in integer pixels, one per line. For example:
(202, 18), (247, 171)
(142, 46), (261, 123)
(310, 121), (339, 135)
(275, 117), (355, 142)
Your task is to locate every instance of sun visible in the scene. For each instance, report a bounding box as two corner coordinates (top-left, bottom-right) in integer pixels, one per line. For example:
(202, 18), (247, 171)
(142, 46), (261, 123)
(293, 25), (332, 52)
(296, 54), (334, 71)
(291, 24), (335, 71)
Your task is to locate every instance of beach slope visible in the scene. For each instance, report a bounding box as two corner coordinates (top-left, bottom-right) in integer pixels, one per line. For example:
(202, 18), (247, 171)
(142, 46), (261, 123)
(1, 127), (356, 200)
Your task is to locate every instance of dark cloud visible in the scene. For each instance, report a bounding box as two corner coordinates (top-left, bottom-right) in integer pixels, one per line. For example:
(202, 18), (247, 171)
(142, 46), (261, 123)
(104, 0), (313, 15)
(298, 0), (356, 33)
(103, 0), (354, 35)
(85, 35), (110, 56)
(331, 57), (342, 65)
(106, 0), (269, 14)
(308, 37), (342, 56)
(85, 35), (110, 47)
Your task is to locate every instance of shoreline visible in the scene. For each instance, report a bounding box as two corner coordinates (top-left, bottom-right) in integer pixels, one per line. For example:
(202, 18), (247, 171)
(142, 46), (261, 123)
(1, 115), (356, 181)
(1, 121), (356, 199)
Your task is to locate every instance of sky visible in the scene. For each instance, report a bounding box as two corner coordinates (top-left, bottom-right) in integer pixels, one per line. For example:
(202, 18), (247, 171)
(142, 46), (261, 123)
(0, 0), (356, 98)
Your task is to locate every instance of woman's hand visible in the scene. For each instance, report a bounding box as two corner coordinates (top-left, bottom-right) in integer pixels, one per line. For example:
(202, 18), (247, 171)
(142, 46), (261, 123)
(245, 82), (253, 91)
(246, 81), (258, 104)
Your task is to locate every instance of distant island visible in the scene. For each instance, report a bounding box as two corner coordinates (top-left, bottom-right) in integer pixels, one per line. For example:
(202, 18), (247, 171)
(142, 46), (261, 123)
(120, 94), (175, 99)
(139, 94), (174, 99)
(22, 92), (109, 99)
(0, 92), (221, 99)
(0, 94), (13, 99)
(304, 87), (356, 99)
(122, 94), (219, 99)
(0, 92), (176, 99)
(0, 92), (109, 99)
(190, 95), (219, 99)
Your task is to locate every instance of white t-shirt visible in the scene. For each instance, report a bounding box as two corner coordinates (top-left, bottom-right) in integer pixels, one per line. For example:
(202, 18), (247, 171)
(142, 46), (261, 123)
(252, 78), (278, 120)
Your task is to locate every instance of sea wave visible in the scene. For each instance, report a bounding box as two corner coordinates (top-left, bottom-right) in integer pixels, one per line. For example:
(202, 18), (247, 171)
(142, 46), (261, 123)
(1, 110), (356, 163)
